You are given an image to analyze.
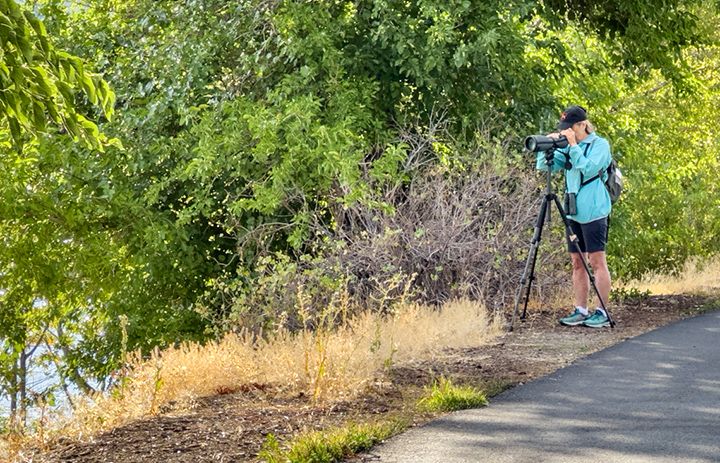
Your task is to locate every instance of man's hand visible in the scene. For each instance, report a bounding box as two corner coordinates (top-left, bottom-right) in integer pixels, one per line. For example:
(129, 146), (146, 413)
(560, 128), (577, 146)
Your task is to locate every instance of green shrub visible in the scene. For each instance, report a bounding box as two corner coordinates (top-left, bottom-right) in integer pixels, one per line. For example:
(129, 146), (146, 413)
(418, 376), (488, 413)
(259, 420), (407, 463)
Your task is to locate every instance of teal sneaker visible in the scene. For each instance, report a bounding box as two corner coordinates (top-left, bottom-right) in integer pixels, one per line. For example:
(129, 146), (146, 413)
(583, 310), (610, 328)
(559, 308), (589, 326)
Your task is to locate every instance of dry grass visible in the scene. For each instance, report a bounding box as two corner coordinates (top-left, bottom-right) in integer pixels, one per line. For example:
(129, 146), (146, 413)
(3, 299), (500, 460)
(623, 257), (720, 295)
(522, 256), (720, 311)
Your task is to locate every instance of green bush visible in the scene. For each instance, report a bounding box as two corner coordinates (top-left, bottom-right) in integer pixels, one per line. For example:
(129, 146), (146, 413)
(418, 376), (488, 413)
(259, 420), (407, 463)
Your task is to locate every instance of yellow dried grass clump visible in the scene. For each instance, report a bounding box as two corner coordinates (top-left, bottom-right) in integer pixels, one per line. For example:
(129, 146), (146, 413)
(625, 256), (720, 295)
(35, 299), (500, 446)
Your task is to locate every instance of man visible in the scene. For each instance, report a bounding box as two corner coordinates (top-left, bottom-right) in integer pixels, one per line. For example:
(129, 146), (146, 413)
(536, 105), (612, 328)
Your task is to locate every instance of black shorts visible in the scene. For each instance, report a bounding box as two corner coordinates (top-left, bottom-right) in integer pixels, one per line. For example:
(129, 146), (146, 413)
(567, 217), (609, 253)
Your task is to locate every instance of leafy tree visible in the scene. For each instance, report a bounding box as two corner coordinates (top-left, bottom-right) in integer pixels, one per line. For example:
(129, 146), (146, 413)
(546, 0), (709, 85)
(0, 0), (115, 149)
(0, 0), (115, 427)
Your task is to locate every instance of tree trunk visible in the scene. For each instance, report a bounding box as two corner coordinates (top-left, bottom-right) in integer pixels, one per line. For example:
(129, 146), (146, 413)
(19, 348), (27, 429)
(9, 357), (18, 429)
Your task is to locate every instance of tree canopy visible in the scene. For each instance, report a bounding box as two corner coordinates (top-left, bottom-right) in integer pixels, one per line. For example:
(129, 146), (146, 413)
(0, 0), (114, 149)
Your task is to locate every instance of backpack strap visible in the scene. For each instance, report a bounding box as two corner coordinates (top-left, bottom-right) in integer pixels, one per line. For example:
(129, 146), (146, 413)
(578, 141), (594, 184)
(580, 171), (603, 187)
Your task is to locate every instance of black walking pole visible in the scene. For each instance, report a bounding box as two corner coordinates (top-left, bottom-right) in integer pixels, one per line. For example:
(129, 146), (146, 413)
(509, 147), (615, 331)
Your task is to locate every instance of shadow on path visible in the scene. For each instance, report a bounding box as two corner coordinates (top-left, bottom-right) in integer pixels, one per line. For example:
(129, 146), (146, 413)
(370, 311), (720, 462)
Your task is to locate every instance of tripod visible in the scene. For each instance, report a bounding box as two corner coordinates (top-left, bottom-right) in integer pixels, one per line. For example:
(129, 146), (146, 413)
(509, 148), (615, 331)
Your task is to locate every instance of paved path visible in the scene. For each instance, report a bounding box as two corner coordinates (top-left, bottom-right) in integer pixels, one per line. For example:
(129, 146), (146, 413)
(369, 310), (720, 462)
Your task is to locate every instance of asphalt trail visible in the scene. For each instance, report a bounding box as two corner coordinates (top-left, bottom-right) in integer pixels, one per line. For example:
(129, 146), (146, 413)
(369, 311), (720, 462)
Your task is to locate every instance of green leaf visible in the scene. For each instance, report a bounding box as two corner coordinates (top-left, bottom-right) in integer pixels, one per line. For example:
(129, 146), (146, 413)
(81, 74), (98, 105)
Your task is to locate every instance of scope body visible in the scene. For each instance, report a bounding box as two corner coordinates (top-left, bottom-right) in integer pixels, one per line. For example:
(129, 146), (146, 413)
(524, 135), (568, 152)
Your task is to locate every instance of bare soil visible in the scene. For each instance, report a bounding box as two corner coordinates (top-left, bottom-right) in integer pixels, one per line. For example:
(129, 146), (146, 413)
(33, 293), (719, 463)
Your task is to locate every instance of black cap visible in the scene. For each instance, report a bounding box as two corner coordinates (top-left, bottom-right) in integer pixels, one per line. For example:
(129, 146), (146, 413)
(557, 105), (587, 130)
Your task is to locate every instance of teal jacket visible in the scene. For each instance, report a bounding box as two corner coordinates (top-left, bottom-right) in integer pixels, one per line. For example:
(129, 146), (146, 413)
(535, 132), (612, 224)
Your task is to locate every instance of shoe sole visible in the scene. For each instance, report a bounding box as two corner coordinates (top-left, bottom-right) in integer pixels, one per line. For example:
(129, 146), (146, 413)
(559, 319), (587, 326)
(584, 321), (610, 328)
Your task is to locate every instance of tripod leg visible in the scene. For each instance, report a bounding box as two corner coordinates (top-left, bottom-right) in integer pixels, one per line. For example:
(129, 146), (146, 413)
(510, 197), (549, 331)
(551, 196), (616, 328)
